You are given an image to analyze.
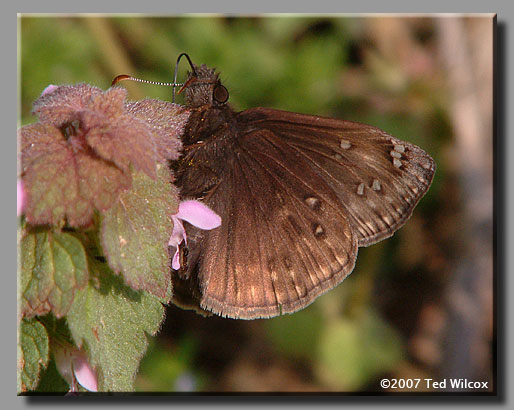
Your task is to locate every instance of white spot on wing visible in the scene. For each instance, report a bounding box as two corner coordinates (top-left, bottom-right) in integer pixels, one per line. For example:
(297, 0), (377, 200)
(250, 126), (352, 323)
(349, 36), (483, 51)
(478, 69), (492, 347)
(314, 224), (324, 236)
(340, 139), (351, 149)
(394, 144), (405, 153)
(390, 150), (402, 159)
(305, 196), (320, 209)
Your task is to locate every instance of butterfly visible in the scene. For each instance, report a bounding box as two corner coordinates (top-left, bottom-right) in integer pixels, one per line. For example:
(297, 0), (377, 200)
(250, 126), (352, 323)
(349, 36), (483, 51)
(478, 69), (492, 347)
(167, 53), (435, 320)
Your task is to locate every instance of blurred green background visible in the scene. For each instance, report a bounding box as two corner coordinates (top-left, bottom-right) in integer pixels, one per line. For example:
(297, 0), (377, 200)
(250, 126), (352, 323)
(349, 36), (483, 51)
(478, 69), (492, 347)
(19, 15), (494, 392)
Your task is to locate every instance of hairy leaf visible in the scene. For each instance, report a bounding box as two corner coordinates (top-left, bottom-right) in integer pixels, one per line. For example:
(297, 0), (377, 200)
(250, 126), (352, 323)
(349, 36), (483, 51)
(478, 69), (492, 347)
(18, 319), (49, 393)
(101, 166), (178, 299)
(20, 229), (89, 318)
(32, 84), (183, 179)
(126, 99), (190, 161)
(20, 123), (131, 227)
(32, 83), (103, 126)
(21, 84), (189, 227)
(67, 260), (166, 392)
(83, 88), (161, 178)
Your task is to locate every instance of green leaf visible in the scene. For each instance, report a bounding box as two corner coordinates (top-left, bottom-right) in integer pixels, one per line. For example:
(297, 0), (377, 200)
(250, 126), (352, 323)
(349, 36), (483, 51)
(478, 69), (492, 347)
(18, 319), (50, 393)
(20, 229), (89, 318)
(67, 260), (167, 392)
(101, 166), (178, 299)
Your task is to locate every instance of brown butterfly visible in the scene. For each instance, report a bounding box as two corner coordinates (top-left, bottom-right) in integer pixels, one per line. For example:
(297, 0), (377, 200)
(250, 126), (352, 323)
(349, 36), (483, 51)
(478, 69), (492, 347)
(165, 53), (436, 320)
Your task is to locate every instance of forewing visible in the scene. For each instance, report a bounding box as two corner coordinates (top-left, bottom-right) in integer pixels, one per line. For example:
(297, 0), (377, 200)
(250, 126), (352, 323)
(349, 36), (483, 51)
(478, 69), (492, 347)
(196, 128), (358, 319)
(239, 108), (436, 247)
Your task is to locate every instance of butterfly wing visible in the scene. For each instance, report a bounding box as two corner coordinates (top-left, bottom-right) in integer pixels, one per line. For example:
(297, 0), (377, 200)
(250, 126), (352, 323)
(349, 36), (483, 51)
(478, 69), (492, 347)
(173, 106), (435, 319)
(181, 123), (359, 319)
(238, 108), (436, 247)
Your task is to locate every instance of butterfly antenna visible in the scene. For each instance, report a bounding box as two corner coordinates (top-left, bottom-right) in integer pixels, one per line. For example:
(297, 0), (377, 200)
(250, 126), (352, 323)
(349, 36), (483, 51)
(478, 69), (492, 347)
(111, 74), (182, 88)
(173, 53), (198, 103)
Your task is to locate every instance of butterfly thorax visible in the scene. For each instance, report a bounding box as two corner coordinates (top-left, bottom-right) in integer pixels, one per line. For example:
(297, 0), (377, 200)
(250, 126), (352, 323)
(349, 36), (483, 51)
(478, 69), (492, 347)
(174, 103), (239, 200)
(174, 63), (247, 200)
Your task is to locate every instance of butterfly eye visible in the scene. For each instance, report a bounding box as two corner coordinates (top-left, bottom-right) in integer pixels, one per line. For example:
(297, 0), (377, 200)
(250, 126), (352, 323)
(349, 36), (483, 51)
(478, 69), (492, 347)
(213, 84), (229, 104)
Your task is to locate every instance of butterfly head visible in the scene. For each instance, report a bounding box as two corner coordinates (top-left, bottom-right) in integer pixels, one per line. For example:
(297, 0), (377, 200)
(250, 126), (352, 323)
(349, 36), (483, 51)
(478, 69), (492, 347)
(179, 64), (229, 108)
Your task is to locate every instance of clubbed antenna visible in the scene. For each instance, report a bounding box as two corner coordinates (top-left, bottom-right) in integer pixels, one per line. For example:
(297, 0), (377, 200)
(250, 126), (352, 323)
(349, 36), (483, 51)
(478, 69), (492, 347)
(111, 74), (182, 88)
(173, 53), (197, 102)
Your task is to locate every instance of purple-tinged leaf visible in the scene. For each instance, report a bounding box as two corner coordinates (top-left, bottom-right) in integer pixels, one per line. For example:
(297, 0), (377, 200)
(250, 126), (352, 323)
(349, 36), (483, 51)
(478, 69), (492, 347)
(83, 88), (162, 178)
(20, 123), (131, 227)
(31, 84), (179, 180)
(32, 83), (103, 127)
(126, 99), (190, 161)
(21, 84), (191, 227)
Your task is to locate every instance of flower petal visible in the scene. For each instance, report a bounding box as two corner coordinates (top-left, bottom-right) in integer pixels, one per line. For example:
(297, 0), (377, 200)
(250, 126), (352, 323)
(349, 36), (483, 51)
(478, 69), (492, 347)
(54, 342), (98, 392)
(41, 84), (59, 96)
(176, 200), (221, 230)
(169, 216), (186, 247)
(73, 354), (98, 392)
(17, 179), (25, 216)
(172, 248), (181, 270)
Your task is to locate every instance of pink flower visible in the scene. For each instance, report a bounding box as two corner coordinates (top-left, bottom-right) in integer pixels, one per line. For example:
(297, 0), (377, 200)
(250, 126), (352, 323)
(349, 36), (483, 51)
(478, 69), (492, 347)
(41, 84), (59, 96)
(169, 200), (221, 270)
(54, 343), (98, 392)
(17, 179), (25, 216)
